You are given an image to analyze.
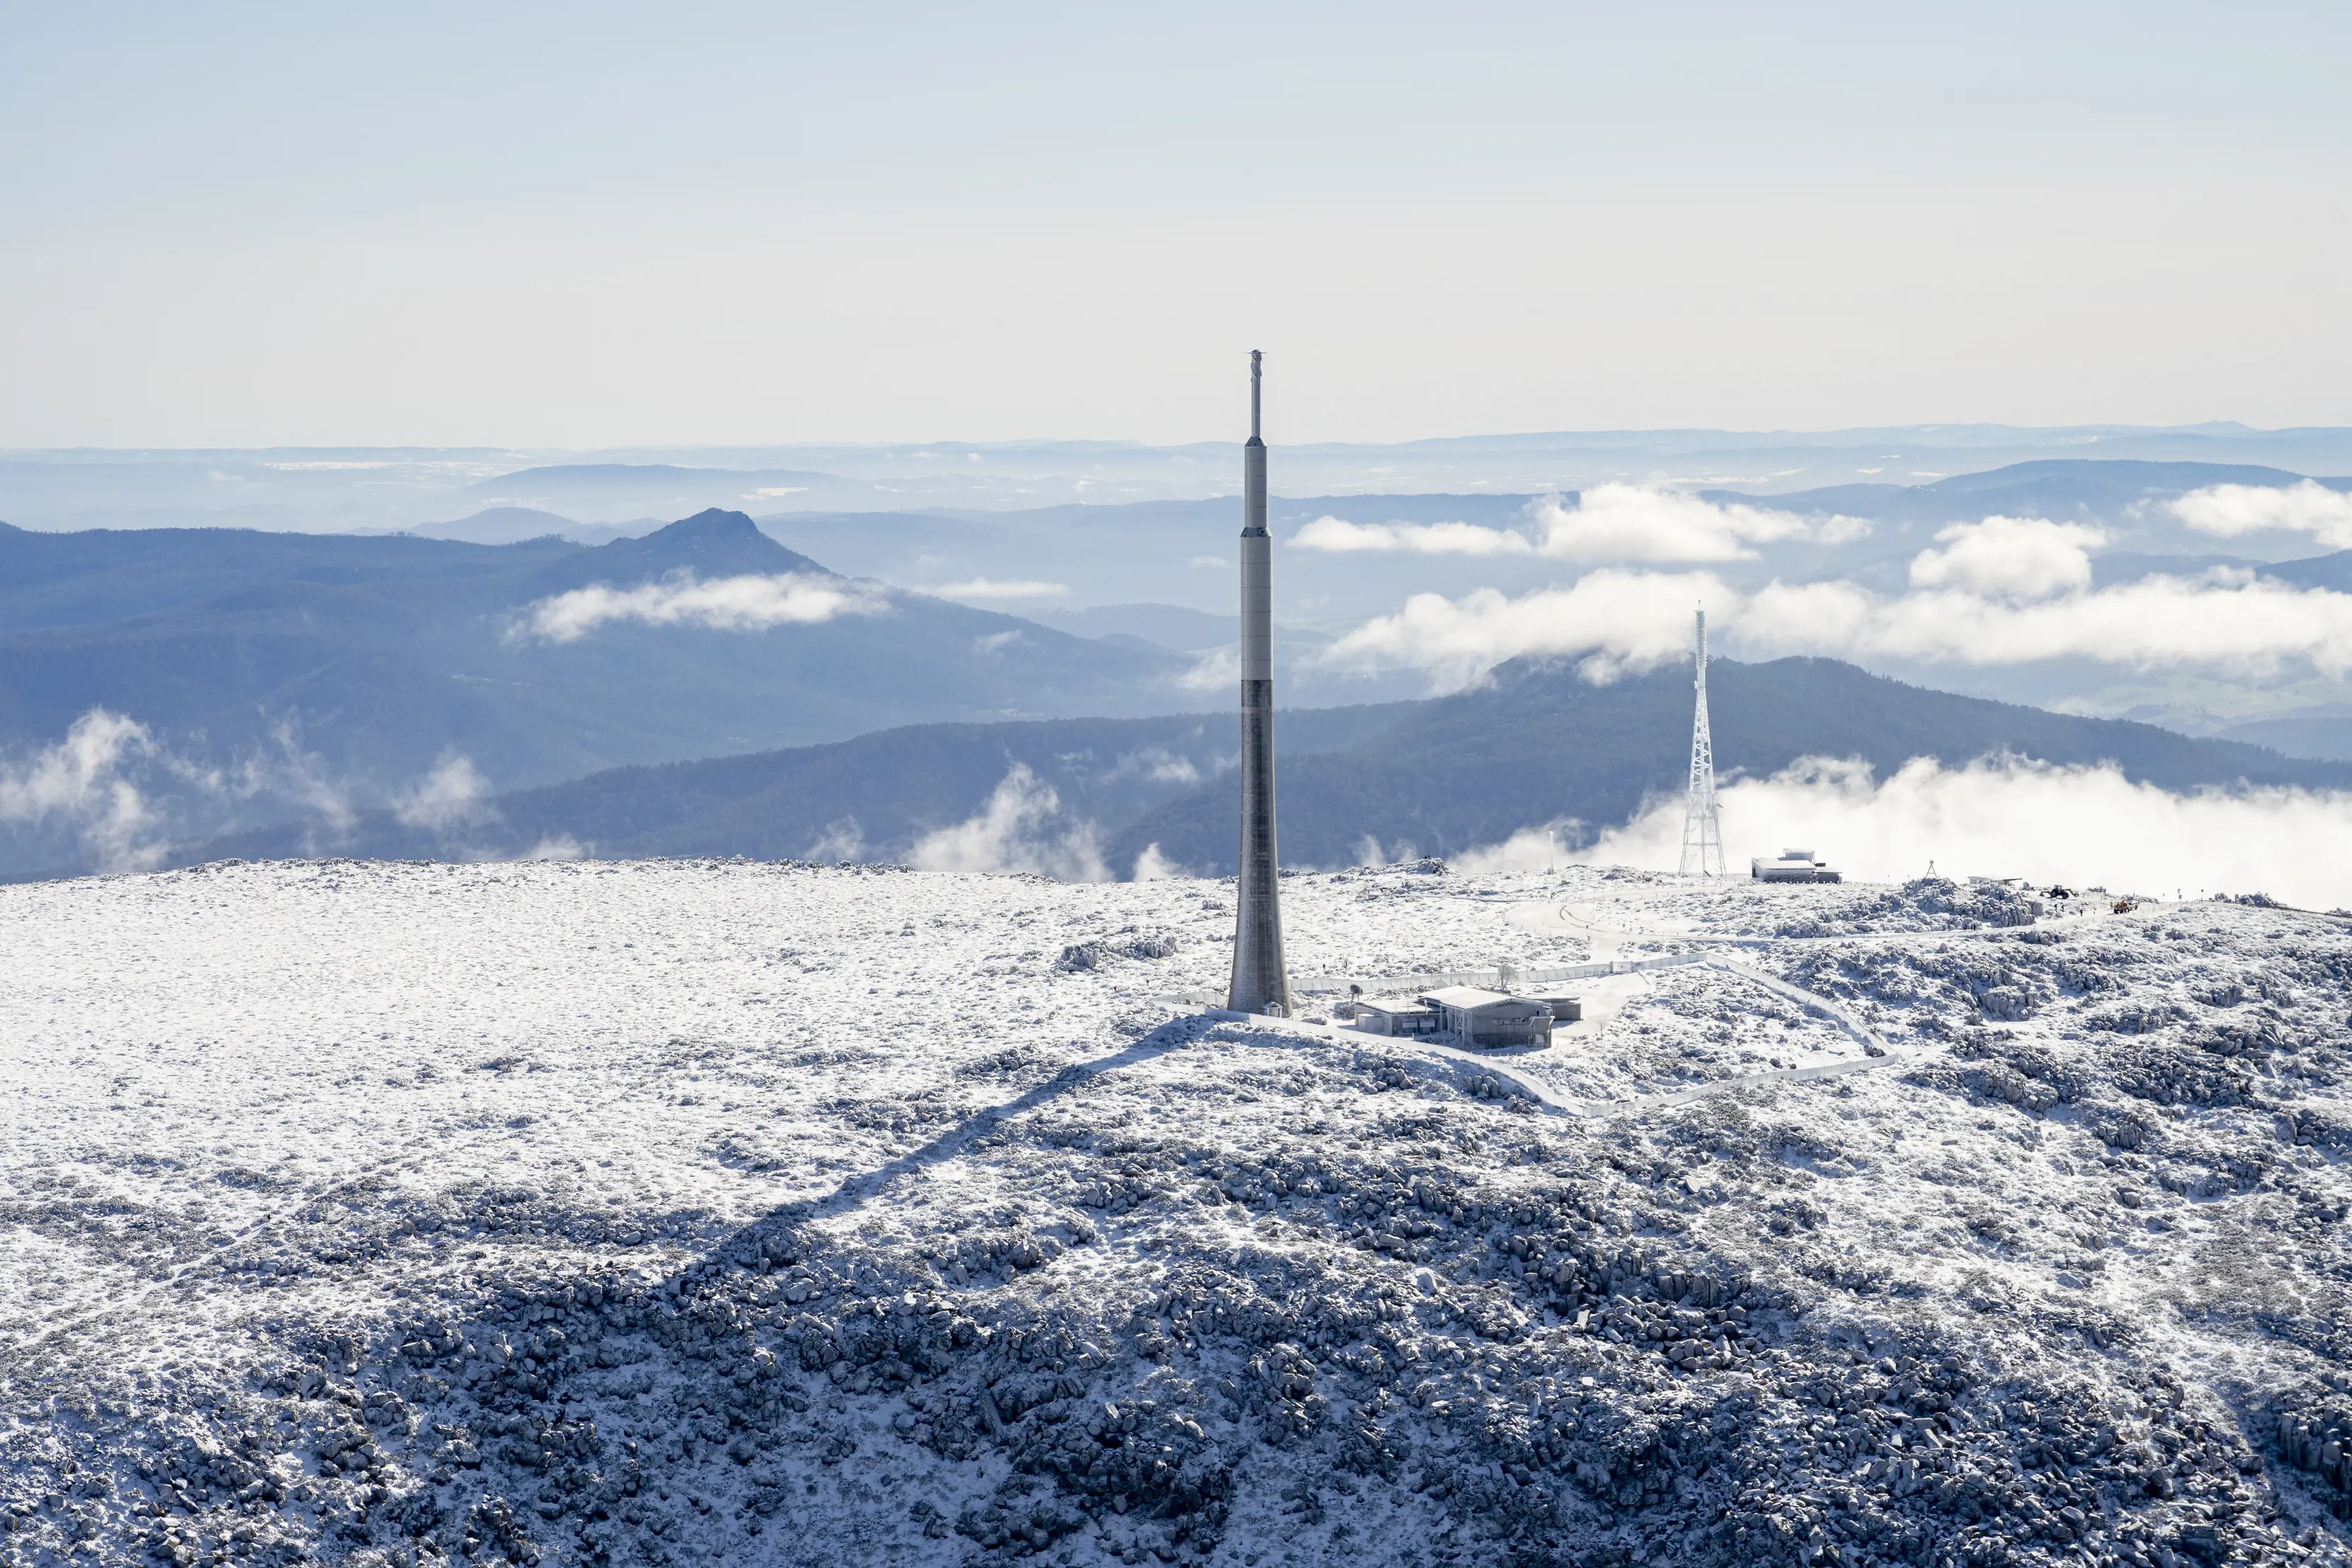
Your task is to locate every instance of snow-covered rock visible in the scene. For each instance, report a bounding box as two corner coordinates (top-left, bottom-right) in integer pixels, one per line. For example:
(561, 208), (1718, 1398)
(1, 858), (2347, 1567)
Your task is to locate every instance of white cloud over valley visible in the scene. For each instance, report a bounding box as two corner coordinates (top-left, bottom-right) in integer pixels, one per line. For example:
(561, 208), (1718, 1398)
(1325, 563), (2352, 688)
(2170, 480), (2352, 548)
(394, 754), (495, 834)
(1906, 515), (2103, 599)
(0, 709), (165, 871)
(927, 579), (1070, 601)
(1292, 486), (1866, 564)
(1522, 485), (1842, 562)
(908, 764), (1107, 882)
(518, 572), (888, 642)
(1291, 516), (1536, 556)
(1467, 754), (2352, 911)
(1320, 570), (1738, 688)
(1178, 645), (1239, 693)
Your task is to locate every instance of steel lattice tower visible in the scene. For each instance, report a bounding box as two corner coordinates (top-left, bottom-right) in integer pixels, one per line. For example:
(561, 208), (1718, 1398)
(1678, 609), (1727, 877)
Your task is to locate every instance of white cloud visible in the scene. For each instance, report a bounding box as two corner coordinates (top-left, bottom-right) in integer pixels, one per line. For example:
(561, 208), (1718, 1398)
(1291, 515), (1534, 556)
(524, 834), (585, 861)
(1327, 563), (2352, 688)
(1906, 515), (2103, 599)
(1291, 487), (1863, 564)
(1320, 569), (1736, 689)
(908, 763), (1107, 882)
(241, 720), (354, 842)
(927, 578), (1070, 600)
(0, 708), (165, 871)
(1110, 746), (1202, 784)
(395, 754), (494, 833)
(1742, 570), (2352, 674)
(1130, 843), (1186, 880)
(518, 570), (887, 642)
(806, 818), (866, 863)
(2171, 479), (2352, 547)
(0, 709), (393, 870)
(974, 630), (1025, 654)
(1551, 753), (2352, 910)
(1177, 645), (1238, 693)
(1451, 822), (1580, 875)
(1523, 485), (1840, 562)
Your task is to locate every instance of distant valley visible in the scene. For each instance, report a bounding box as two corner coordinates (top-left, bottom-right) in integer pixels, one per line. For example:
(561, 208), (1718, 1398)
(6, 450), (2352, 882)
(178, 656), (2352, 882)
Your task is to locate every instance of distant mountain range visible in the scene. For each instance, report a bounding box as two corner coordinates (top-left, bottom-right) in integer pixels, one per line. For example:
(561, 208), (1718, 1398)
(1101, 656), (2352, 873)
(407, 507), (654, 548)
(174, 655), (2352, 881)
(0, 510), (1198, 875)
(8, 457), (2352, 881)
(1708, 458), (2352, 532)
(8, 428), (2352, 533)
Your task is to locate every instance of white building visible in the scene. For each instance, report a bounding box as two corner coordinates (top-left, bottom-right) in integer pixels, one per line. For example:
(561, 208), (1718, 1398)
(1350, 986), (1569, 1048)
(1752, 849), (1841, 884)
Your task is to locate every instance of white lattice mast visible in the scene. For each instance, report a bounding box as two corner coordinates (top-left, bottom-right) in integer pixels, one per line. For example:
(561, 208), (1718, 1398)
(1678, 609), (1727, 877)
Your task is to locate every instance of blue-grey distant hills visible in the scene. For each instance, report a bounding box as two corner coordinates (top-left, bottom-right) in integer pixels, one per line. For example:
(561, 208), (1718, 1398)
(1100, 657), (2352, 875)
(1707, 459), (2352, 529)
(0, 510), (1191, 873)
(408, 507), (652, 547)
(172, 656), (2352, 880)
(10, 457), (2352, 879)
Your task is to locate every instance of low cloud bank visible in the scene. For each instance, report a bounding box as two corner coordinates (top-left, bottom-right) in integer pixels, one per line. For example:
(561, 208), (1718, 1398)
(1130, 843), (1186, 880)
(1907, 516), (2103, 599)
(0, 710), (386, 871)
(908, 764), (1108, 882)
(1294, 486), (1866, 563)
(1749, 571), (2352, 673)
(1178, 645), (1238, 693)
(1110, 745), (1205, 785)
(1293, 516), (1538, 556)
(1326, 561), (2352, 689)
(1525, 486), (1862, 562)
(1460, 755), (2352, 909)
(394, 753), (494, 833)
(805, 818), (866, 863)
(0, 709), (164, 871)
(519, 572), (887, 642)
(2171, 480), (2352, 549)
(927, 578), (1070, 601)
(1323, 570), (1738, 688)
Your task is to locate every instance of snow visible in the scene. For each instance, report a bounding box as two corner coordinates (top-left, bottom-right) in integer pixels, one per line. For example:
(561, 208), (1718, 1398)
(1, 856), (2348, 1567)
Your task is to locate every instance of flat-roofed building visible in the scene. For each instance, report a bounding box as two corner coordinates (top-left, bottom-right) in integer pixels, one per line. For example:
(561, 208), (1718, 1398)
(1418, 986), (1557, 1048)
(1354, 999), (1441, 1037)
(1752, 849), (1841, 883)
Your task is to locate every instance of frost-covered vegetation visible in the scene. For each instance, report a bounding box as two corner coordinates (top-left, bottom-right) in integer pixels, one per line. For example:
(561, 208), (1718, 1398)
(1, 860), (2347, 1568)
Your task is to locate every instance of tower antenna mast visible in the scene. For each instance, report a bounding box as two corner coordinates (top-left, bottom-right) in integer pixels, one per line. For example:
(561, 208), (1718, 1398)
(1678, 609), (1727, 877)
(1228, 350), (1291, 1014)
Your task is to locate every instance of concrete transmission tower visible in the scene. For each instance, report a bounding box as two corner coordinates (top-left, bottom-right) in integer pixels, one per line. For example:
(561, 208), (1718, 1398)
(1678, 609), (1727, 877)
(1227, 350), (1291, 1015)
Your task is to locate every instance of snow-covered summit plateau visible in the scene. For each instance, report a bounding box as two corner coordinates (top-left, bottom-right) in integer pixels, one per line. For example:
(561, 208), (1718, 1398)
(3, 858), (2348, 1568)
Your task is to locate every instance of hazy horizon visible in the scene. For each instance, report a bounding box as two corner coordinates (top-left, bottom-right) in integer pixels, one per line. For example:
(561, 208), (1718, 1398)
(8, 4), (2352, 447)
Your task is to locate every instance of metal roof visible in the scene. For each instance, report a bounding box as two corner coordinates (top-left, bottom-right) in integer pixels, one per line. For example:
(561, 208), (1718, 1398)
(1419, 986), (1521, 1010)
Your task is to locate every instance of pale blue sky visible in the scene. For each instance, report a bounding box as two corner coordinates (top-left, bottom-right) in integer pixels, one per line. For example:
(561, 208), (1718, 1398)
(4, 1), (2348, 445)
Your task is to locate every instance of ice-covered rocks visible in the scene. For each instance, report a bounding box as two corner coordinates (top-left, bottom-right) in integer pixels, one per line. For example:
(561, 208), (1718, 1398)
(0, 859), (2347, 1567)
